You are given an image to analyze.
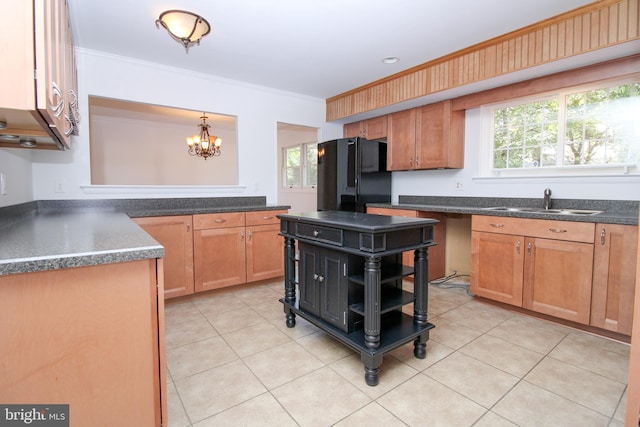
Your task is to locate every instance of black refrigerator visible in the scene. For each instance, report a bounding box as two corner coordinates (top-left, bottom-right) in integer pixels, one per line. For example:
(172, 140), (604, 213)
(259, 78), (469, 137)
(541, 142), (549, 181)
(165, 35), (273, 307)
(317, 137), (392, 212)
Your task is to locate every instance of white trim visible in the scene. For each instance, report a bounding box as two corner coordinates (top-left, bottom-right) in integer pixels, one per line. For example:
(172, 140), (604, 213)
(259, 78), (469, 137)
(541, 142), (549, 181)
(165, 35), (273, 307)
(81, 185), (247, 195)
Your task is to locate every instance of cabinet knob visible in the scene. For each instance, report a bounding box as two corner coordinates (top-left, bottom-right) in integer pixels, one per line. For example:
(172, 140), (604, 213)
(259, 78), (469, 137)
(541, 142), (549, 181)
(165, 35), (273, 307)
(527, 242), (532, 255)
(516, 240), (521, 254)
(313, 274), (319, 280)
(600, 228), (606, 245)
(318, 275), (325, 283)
(313, 230), (319, 237)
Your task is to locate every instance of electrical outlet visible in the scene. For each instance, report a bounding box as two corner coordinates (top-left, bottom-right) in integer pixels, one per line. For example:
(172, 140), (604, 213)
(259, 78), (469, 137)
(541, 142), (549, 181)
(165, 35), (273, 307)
(54, 178), (66, 193)
(455, 181), (463, 191)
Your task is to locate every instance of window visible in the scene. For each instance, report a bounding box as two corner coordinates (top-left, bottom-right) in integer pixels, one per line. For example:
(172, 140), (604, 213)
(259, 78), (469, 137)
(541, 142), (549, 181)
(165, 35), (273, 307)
(483, 79), (640, 176)
(283, 142), (317, 188)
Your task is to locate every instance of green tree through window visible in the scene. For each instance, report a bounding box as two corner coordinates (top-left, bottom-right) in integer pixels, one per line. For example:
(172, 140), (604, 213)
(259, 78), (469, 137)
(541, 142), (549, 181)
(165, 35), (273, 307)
(489, 80), (639, 173)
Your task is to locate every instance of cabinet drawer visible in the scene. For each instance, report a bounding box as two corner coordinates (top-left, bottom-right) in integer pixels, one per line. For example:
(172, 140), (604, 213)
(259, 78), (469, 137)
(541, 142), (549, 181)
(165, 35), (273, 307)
(246, 210), (287, 226)
(472, 215), (595, 243)
(296, 223), (344, 246)
(193, 212), (245, 230)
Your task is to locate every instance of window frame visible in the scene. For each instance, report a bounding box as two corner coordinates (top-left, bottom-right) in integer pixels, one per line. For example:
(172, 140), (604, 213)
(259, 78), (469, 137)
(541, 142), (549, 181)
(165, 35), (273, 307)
(282, 141), (317, 190)
(480, 76), (640, 178)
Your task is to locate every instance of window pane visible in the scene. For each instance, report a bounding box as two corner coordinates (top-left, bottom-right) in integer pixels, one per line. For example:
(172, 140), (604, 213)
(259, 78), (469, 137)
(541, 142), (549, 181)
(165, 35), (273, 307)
(305, 144), (317, 165)
(304, 164), (317, 186)
(563, 82), (640, 166)
(285, 147), (301, 167)
(285, 167), (300, 187)
(492, 98), (557, 169)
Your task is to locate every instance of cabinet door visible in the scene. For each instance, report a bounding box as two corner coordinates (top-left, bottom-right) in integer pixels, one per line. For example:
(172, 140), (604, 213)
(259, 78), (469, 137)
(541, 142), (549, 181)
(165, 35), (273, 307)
(471, 231), (524, 306)
(591, 224), (638, 335)
(343, 121), (364, 138)
(415, 100), (464, 169)
(194, 227), (246, 291)
(320, 250), (349, 330)
(134, 216), (194, 299)
(365, 116), (387, 140)
(387, 108), (416, 171)
(246, 224), (284, 283)
(36, 0), (72, 147)
(523, 237), (594, 324)
(298, 244), (320, 316)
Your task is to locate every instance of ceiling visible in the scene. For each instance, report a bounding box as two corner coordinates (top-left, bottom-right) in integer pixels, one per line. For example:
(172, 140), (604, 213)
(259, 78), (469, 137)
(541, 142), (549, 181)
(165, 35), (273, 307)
(68, 0), (603, 101)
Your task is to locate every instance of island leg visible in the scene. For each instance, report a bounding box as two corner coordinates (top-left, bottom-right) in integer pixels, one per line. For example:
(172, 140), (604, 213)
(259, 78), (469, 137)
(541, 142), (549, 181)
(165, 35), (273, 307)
(363, 256), (382, 349)
(283, 236), (297, 328)
(413, 332), (430, 359)
(362, 352), (383, 386)
(413, 247), (429, 325)
(413, 247), (430, 359)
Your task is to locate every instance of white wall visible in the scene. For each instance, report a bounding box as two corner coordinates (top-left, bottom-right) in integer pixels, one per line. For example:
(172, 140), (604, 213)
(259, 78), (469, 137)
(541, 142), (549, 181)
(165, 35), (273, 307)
(29, 49), (342, 203)
(392, 108), (640, 202)
(0, 148), (34, 207)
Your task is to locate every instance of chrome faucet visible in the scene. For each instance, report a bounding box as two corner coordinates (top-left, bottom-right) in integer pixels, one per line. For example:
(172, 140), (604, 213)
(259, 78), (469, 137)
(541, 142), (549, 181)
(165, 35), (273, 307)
(543, 188), (552, 210)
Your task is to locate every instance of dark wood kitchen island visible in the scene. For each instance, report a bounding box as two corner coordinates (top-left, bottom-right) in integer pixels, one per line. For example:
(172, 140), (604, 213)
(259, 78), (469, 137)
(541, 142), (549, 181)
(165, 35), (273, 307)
(277, 211), (437, 386)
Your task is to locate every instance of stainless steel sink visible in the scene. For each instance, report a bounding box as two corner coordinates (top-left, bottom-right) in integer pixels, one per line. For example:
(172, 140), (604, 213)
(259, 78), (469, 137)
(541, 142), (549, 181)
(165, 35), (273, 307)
(485, 207), (602, 215)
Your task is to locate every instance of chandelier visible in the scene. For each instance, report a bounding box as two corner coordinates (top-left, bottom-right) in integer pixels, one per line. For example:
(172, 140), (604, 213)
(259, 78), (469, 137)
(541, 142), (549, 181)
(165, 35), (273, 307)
(187, 114), (222, 160)
(156, 10), (211, 53)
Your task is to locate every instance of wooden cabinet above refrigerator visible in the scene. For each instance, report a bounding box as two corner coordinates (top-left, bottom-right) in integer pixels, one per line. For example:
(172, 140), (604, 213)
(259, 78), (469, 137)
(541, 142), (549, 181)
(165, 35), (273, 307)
(0, 0), (79, 150)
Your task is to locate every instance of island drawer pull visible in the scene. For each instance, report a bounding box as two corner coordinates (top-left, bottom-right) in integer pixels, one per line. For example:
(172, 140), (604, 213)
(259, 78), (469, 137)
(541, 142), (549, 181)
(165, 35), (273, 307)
(490, 223), (504, 228)
(214, 219), (227, 223)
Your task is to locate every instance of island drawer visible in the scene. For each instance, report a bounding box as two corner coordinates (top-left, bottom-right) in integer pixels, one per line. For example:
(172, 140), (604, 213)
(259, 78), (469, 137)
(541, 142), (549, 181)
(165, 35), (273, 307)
(295, 223), (344, 246)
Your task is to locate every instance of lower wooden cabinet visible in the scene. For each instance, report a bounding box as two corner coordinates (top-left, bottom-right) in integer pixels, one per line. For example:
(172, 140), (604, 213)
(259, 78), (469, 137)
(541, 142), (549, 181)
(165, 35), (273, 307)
(193, 210), (287, 292)
(135, 210), (286, 298)
(591, 223), (638, 335)
(471, 231), (524, 306)
(0, 259), (166, 426)
(523, 236), (594, 324)
(367, 207), (446, 281)
(134, 215), (194, 298)
(194, 218), (247, 292)
(471, 215), (596, 325)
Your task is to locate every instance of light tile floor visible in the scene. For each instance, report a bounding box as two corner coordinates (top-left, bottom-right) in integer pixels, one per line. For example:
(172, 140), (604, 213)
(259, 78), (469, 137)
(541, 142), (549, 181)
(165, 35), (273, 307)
(164, 280), (630, 426)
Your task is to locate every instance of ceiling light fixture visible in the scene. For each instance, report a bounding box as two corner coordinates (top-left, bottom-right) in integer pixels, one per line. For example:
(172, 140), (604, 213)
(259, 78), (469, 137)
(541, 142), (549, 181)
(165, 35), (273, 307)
(187, 114), (222, 160)
(156, 10), (211, 53)
(20, 139), (37, 148)
(382, 57), (400, 64)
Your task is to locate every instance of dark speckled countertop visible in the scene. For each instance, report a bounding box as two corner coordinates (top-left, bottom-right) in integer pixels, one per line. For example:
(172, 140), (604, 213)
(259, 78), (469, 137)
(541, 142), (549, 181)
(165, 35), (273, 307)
(0, 197), (290, 276)
(368, 195), (639, 226)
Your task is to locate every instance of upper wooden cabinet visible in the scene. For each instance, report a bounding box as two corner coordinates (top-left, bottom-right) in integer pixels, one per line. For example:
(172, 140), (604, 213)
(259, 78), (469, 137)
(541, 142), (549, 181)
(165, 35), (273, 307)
(343, 116), (387, 140)
(0, 0), (78, 150)
(416, 101), (464, 169)
(387, 109), (417, 170)
(387, 100), (464, 171)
